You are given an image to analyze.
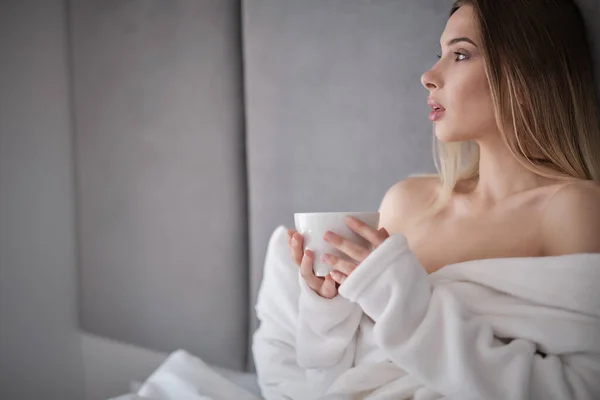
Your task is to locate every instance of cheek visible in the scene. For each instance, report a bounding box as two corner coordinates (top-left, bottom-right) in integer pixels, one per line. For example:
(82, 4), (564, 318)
(453, 75), (491, 116)
(446, 75), (496, 133)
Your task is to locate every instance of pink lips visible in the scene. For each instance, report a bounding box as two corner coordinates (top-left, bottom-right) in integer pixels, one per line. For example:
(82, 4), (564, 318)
(427, 98), (445, 122)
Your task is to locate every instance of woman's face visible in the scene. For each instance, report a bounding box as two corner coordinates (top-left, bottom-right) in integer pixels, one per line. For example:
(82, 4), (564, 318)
(421, 5), (497, 143)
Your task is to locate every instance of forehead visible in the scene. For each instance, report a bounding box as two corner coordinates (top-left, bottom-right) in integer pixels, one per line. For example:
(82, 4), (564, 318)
(441, 5), (478, 44)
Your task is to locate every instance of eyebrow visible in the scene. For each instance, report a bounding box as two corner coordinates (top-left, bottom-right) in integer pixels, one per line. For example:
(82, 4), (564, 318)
(442, 37), (478, 47)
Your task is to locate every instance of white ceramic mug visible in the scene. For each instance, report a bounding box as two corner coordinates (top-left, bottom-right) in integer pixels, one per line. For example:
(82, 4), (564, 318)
(294, 212), (380, 277)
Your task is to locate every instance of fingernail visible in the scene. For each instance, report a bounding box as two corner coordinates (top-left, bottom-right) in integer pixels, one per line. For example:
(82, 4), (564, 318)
(305, 250), (312, 258)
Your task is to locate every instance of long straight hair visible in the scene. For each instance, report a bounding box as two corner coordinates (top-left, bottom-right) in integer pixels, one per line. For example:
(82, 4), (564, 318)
(418, 0), (600, 220)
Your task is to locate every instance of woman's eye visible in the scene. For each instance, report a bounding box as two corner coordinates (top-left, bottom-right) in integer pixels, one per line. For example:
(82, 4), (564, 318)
(454, 52), (468, 61)
(436, 52), (468, 61)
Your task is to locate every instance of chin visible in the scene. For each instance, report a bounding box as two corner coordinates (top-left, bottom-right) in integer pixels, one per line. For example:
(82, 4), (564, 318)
(434, 127), (469, 143)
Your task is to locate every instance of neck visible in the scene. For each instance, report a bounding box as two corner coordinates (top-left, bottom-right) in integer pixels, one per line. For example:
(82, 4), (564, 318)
(468, 137), (552, 204)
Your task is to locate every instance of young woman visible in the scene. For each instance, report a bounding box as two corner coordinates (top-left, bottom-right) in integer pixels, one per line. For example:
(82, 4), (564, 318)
(253, 1), (600, 398)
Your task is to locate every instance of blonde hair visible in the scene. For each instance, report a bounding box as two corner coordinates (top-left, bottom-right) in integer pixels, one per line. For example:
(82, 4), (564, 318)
(418, 0), (600, 221)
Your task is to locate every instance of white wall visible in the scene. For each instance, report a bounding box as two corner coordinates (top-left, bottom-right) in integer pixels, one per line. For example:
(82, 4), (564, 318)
(0, 1), (85, 399)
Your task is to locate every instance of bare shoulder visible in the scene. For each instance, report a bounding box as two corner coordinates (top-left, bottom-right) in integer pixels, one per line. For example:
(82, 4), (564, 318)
(541, 180), (600, 255)
(377, 175), (440, 233)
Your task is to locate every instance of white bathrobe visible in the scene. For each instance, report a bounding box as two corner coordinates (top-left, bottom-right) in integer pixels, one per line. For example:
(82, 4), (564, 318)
(252, 225), (600, 400)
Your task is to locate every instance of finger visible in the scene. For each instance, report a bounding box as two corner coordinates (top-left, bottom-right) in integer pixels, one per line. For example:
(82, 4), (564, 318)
(292, 232), (304, 266)
(287, 231), (299, 264)
(320, 275), (337, 299)
(299, 250), (323, 290)
(330, 270), (347, 285)
(287, 229), (295, 259)
(345, 216), (389, 247)
(322, 253), (357, 276)
(323, 231), (369, 262)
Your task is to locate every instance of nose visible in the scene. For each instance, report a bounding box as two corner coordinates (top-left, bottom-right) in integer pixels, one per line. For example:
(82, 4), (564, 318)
(421, 68), (440, 91)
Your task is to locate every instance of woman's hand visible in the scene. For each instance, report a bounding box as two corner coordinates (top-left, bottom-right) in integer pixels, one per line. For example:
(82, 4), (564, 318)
(287, 229), (338, 299)
(321, 216), (389, 285)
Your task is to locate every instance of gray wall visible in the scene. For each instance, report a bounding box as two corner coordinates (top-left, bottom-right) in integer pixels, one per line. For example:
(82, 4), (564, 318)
(71, 0), (249, 370)
(0, 1), (85, 399)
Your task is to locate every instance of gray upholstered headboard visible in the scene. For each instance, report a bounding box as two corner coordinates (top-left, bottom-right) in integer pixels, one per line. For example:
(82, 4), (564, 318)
(71, 0), (600, 373)
(72, 0), (249, 370)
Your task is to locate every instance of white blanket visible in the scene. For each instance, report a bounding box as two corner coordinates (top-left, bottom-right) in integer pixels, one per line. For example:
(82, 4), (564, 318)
(114, 225), (600, 399)
(108, 350), (262, 400)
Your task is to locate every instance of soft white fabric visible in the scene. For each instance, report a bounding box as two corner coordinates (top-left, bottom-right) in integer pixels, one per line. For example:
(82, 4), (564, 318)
(253, 225), (600, 399)
(107, 349), (262, 400)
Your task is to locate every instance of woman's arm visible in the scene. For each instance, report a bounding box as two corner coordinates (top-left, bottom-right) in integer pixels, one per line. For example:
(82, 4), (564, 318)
(338, 234), (600, 399)
(296, 275), (362, 396)
(252, 226), (308, 399)
(252, 225), (362, 399)
(253, 176), (426, 398)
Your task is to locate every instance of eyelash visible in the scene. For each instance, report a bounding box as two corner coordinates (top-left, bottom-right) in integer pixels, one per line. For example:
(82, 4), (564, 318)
(436, 52), (468, 61)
